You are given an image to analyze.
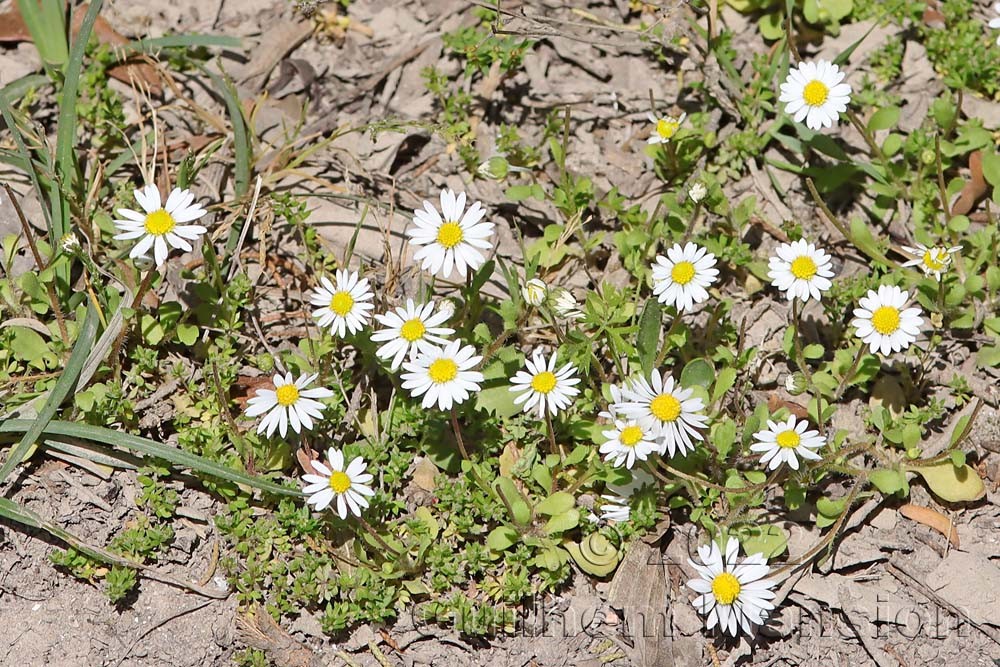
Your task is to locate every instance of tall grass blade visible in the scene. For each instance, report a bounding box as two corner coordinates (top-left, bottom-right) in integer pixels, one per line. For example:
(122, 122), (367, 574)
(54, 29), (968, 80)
(0, 420), (300, 497)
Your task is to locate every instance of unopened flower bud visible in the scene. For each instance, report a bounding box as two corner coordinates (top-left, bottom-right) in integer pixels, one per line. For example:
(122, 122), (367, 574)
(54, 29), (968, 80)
(784, 372), (808, 396)
(522, 278), (547, 306)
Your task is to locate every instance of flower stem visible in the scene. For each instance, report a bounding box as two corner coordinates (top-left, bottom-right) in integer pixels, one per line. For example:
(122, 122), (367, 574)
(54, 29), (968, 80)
(833, 345), (866, 401)
(356, 516), (401, 558)
(790, 299), (812, 386)
(450, 407), (470, 461)
(545, 411), (563, 459)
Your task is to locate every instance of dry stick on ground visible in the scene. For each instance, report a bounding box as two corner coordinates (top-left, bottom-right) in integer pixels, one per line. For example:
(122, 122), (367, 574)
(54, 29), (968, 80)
(886, 558), (1000, 648)
(3, 184), (68, 343)
(109, 599), (216, 667)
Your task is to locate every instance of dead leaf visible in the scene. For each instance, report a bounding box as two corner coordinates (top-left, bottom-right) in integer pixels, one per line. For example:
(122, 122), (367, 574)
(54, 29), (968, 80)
(898, 503), (960, 547)
(0, 3), (160, 93)
(411, 456), (438, 492)
(608, 542), (672, 667)
(951, 151), (989, 217)
(766, 393), (810, 420)
(236, 604), (323, 667)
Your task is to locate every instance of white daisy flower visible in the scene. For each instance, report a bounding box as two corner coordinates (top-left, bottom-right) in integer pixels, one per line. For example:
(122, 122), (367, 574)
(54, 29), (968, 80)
(553, 288), (585, 321)
(113, 184), (208, 267)
(244, 372), (334, 439)
(990, 3), (1000, 45)
(900, 244), (961, 281)
(767, 239), (836, 303)
(778, 59), (852, 131)
(522, 278), (547, 306)
(749, 415), (825, 471)
(599, 470), (655, 522)
(509, 349), (581, 418)
(308, 269), (375, 338)
(646, 111), (687, 144)
(406, 189), (495, 279)
(688, 182), (707, 203)
(371, 299), (454, 371)
(651, 242), (719, 313)
(302, 448), (375, 520)
(599, 419), (657, 469)
(620, 370), (708, 457)
(851, 285), (923, 356)
(687, 537), (777, 638)
(401, 340), (484, 410)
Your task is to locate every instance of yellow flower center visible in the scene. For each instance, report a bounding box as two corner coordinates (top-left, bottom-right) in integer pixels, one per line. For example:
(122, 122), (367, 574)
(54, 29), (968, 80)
(650, 393), (681, 423)
(530, 371), (557, 394)
(790, 256), (817, 280)
(275, 384), (300, 407)
(922, 249), (947, 272)
(329, 471), (352, 494)
(399, 318), (426, 342)
(802, 80), (829, 107)
(711, 572), (741, 605)
(656, 118), (680, 140)
(871, 306), (901, 335)
(671, 261), (696, 285)
(143, 209), (176, 236)
(619, 425), (644, 447)
(428, 358), (458, 384)
(775, 429), (800, 449)
(436, 222), (464, 249)
(329, 291), (354, 316)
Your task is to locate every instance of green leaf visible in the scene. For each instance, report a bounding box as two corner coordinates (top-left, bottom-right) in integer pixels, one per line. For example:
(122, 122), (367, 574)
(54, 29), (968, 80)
(909, 462), (985, 503)
(636, 299), (661, 376)
(486, 526), (518, 551)
(849, 217), (888, 264)
(0, 305), (99, 483)
(803, 343), (825, 360)
(980, 151), (1000, 188)
(867, 107), (900, 132)
(495, 477), (531, 525)
(565, 533), (619, 577)
(742, 524), (788, 558)
(176, 324), (199, 346)
(869, 469), (909, 497)
(711, 367), (737, 403)
(680, 358), (714, 390)
(815, 496), (847, 528)
(950, 450), (966, 468)
(536, 491), (575, 516)
(543, 508), (579, 535)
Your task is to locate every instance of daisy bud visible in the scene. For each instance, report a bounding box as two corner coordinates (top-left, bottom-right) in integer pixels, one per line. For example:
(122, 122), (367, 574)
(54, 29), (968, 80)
(478, 156), (510, 180)
(522, 278), (547, 307)
(60, 232), (81, 255)
(688, 182), (707, 203)
(784, 372), (808, 396)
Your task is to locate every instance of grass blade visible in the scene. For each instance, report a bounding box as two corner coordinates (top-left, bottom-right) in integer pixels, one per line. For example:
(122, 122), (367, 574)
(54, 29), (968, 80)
(14, 0), (69, 68)
(119, 34), (242, 56)
(0, 303), (99, 484)
(0, 420), (300, 497)
(51, 0), (104, 271)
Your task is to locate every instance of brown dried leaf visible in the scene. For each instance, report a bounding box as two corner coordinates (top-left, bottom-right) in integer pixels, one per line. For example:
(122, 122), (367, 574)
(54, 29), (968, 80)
(235, 604), (323, 667)
(951, 151), (989, 216)
(899, 503), (960, 547)
(767, 393), (810, 420)
(0, 9), (31, 42)
(0, 4), (160, 93)
(608, 542), (672, 667)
